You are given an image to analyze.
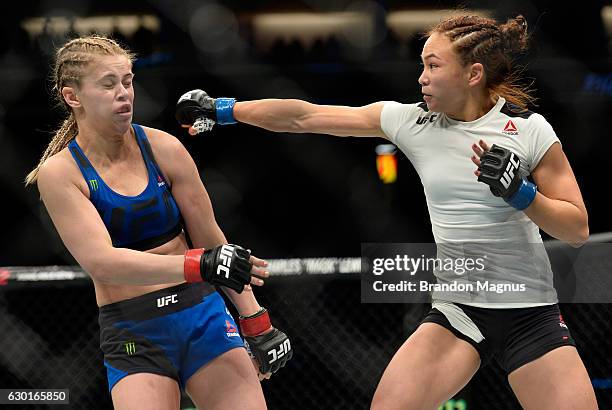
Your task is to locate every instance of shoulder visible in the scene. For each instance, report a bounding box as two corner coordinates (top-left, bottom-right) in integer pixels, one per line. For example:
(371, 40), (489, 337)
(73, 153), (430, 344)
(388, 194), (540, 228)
(380, 101), (435, 139)
(498, 102), (555, 135)
(380, 101), (429, 125)
(37, 148), (88, 196)
(136, 125), (196, 182)
(499, 101), (535, 119)
(137, 125), (186, 155)
(136, 125), (193, 168)
(381, 101), (429, 115)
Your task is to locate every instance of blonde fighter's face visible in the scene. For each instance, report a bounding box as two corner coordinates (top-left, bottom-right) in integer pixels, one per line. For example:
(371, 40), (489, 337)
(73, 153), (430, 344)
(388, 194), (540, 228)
(69, 55), (135, 136)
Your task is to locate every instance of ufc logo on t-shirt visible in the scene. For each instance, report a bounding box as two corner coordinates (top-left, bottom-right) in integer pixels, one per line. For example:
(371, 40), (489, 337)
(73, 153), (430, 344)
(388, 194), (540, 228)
(217, 245), (235, 278)
(268, 339), (292, 364)
(500, 153), (520, 189)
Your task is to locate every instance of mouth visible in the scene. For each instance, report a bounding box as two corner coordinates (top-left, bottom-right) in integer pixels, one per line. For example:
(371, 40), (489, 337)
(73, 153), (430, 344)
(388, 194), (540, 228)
(115, 105), (132, 115)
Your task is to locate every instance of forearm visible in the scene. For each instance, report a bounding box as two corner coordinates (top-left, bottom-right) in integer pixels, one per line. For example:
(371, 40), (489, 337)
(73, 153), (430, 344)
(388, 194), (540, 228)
(187, 222), (263, 316)
(222, 287), (263, 317)
(233, 99), (313, 133)
(524, 192), (589, 246)
(233, 99), (381, 137)
(87, 248), (185, 285)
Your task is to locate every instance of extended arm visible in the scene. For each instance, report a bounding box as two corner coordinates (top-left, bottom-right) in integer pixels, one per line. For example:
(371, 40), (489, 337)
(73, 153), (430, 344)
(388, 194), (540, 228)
(175, 89), (387, 138)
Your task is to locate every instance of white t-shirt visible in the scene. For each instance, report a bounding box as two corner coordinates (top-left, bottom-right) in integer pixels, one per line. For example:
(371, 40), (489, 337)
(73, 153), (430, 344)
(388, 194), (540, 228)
(380, 97), (560, 308)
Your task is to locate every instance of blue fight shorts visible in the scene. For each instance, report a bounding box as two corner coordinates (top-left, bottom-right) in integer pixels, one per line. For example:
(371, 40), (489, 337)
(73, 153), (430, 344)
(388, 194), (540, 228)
(98, 282), (245, 391)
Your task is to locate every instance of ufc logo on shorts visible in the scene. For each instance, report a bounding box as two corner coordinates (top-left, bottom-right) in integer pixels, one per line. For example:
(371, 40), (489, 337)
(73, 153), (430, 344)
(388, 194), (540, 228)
(157, 294), (178, 308)
(216, 245), (235, 278)
(268, 339), (292, 364)
(500, 153), (520, 189)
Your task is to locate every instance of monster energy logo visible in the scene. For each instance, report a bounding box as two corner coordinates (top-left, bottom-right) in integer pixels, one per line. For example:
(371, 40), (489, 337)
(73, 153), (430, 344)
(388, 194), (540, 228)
(89, 179), (99, 191)
(124, 341), (136, 355)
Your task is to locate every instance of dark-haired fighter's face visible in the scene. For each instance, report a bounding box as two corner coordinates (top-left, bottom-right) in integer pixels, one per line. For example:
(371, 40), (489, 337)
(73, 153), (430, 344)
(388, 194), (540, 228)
(76, 55), (134, 135)
(418, 33), (471, 114)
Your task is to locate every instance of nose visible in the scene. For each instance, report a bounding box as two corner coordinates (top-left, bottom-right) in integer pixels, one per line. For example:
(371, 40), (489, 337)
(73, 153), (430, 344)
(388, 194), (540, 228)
(418, 70), (429, 86)
(117, 84), (130, 101)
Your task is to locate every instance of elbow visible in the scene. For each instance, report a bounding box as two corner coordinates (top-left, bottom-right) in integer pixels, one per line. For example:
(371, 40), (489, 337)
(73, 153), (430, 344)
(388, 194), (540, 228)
(81, 255), (114, 284)
(567, 223), (589, 248)
(287, 100), (317, 133)
(288, 117), (309, 133)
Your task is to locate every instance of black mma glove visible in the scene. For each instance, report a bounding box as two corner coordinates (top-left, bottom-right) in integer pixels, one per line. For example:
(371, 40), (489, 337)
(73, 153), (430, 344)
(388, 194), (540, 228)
(176, 89), (236, 133)
(240, 308), (292, 374)
(184, 244), (252, 293)
(477, 144), (537, 210)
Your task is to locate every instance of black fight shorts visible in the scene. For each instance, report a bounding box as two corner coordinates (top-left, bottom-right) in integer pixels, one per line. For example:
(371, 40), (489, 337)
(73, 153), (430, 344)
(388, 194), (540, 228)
(421, 301), (575, 374)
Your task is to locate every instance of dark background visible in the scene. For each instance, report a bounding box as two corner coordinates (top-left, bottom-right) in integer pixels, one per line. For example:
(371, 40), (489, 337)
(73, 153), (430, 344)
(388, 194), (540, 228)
(2, 0), (611, 267)
(1, 1), (611, 409)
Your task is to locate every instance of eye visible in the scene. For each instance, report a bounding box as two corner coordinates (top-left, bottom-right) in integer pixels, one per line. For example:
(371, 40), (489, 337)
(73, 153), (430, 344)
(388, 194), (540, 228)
(419, 62), (438, 70)
(122, 80), (132, 88)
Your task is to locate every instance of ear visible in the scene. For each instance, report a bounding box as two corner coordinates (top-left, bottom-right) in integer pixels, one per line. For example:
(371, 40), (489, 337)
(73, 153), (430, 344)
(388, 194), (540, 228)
(467, 63), (485, 87)
(61, 86), (81, 109)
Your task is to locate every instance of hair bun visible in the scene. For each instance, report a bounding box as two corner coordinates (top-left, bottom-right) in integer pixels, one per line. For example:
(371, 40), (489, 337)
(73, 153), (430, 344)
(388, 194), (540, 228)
(501, 15), (529, 54)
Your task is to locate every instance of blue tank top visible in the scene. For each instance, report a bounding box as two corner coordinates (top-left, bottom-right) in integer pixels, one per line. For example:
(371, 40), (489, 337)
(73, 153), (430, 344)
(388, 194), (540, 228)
(68, 124), (182, 251)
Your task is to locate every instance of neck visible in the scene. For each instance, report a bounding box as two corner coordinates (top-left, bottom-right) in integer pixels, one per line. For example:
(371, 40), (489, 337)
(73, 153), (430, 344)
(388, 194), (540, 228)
(75, 120), (134, 162)
(446, 90), (498, 122)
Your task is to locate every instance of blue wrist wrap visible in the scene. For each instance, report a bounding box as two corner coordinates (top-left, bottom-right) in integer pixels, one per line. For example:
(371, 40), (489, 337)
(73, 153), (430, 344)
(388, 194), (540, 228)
(215, 98), (237, 124)
(506, 179), (537, 210)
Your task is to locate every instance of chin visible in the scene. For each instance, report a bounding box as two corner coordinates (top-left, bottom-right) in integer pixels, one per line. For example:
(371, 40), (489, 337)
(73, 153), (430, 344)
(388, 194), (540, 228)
(428, 101), (447, 113)
(113, 120), (132, 135)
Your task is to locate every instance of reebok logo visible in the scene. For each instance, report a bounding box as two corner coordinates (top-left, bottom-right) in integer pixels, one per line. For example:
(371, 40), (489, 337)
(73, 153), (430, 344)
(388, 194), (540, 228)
(559, 314), (568, 329)
(157, 294), (178, 307)
(157, 175), (166, 187)
(502, 120), (518, 136)
(225, 320), (240, 337)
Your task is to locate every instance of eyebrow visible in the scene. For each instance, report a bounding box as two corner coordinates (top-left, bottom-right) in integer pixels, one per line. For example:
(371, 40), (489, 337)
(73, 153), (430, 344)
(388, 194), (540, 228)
(98, 72), (134, 81)
(420, 53), (440, 60)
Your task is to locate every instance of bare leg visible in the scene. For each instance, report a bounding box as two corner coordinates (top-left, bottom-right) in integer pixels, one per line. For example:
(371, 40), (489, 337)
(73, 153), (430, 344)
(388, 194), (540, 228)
(508, 346), (598, 410)
(186, 347), (266, 410)
(111, 373), (181, 410)
(371, 323), (480, 410)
